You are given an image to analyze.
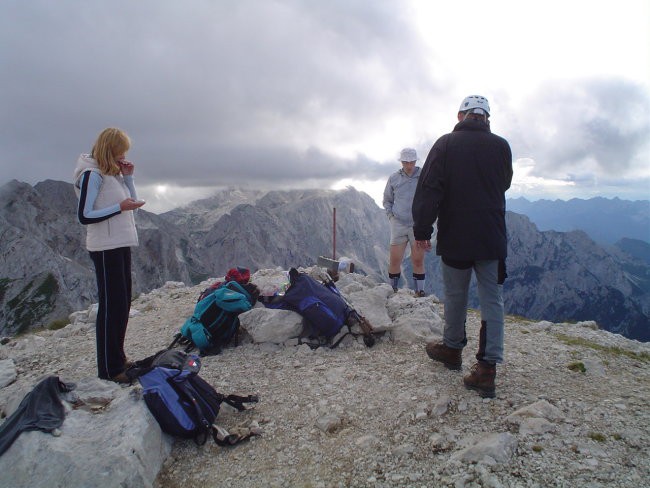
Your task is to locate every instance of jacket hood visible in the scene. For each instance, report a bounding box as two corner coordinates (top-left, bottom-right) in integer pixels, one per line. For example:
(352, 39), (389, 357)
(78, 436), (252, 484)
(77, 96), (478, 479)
(73, 154), (99, 188)
(453, 118), (491, 133)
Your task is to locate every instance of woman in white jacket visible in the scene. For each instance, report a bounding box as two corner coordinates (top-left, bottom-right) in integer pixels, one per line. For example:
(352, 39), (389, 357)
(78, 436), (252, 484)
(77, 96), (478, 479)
(73, 128), (145, 383)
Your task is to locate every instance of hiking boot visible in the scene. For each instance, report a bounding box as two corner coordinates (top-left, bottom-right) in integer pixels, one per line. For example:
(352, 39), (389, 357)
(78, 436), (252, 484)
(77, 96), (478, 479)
(464, 361), (496, 398)
(425, 341), (462, 370)
(415, 290), (426, 298)
(109, 371), (131, 384)
(392, 286), (399, 293)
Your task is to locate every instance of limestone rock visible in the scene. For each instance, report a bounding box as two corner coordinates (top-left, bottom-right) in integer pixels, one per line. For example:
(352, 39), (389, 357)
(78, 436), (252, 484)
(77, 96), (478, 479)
(0, 359), (17, 388)
(0, 382), (172, 488)
(451, 432), (518, 464)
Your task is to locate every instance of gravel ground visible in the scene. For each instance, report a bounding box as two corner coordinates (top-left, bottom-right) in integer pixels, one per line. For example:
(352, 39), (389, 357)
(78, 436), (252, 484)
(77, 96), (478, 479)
(2, 281), (648, 488)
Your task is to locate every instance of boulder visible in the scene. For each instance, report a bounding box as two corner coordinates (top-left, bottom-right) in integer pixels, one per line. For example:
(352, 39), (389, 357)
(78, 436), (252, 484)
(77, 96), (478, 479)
(0, 378), (172, 488)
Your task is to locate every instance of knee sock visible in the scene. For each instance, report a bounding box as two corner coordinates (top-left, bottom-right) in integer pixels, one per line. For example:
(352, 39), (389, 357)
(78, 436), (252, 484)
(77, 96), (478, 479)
(413, 273), (426, 292)
(389, 272), (401, 290)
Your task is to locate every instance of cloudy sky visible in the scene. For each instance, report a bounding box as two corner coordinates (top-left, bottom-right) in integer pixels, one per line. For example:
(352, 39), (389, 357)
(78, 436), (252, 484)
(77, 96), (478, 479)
(1, 0), (648, 213)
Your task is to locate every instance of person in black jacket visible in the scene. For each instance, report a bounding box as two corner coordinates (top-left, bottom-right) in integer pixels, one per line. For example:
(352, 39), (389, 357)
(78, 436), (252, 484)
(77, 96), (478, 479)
(412, 95), (513, 398)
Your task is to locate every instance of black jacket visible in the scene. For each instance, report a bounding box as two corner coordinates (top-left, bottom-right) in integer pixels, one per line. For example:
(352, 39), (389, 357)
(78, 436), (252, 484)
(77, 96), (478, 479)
(412, 118), (513, 260)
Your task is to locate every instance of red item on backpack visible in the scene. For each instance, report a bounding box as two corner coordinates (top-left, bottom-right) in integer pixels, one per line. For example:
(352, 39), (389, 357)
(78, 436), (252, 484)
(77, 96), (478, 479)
(197, 267), (251, 302)
(225, 267), (250, 284)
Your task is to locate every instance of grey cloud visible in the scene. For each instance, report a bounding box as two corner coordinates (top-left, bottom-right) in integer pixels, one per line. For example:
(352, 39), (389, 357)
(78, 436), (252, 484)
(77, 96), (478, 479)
(0, 0), (439, 189)
(507, 78), (650, 177)
(134, 143), (393, 188)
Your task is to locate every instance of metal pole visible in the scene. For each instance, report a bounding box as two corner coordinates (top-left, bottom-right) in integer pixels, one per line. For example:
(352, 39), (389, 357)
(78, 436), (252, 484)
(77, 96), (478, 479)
(333, 207), (336, 260)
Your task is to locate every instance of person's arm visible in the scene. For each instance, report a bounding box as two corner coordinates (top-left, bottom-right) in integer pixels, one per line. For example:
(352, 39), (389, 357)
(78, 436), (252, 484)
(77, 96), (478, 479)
(503, 141), (513, 191)
(412, 137), (446, 241)
(382, 177), (394, 218)
(77, 171), (121, 224)
(123, 174), (138, 200)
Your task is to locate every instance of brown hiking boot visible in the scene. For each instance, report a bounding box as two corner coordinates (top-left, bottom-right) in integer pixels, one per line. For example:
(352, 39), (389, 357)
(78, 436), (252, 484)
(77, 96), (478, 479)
(425, 341), (462, 370)
(464, 361), (496, 398)
(109, 371), (131, 384)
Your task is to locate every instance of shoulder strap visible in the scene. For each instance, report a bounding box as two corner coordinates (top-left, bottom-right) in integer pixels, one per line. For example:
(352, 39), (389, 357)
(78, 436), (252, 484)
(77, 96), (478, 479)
(172, 379), (212, 445)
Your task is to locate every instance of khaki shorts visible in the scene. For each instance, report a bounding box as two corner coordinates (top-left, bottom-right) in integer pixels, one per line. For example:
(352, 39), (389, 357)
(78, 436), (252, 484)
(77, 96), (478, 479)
(389, 217), (416, 246)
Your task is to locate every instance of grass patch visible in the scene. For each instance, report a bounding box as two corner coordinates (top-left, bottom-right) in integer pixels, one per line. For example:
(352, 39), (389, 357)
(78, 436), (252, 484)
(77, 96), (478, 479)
(555, 333), (650, 363)
(47, 318), (69, 331)
(509, 315), (537, 324)
(5, 274), (60, 334)
(567, 361), (586, 373)
(588, 432), (606, 442)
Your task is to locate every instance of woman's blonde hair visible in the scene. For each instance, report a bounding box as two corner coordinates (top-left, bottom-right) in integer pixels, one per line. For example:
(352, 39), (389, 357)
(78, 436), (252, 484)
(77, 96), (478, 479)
(90, 128), (131, 176)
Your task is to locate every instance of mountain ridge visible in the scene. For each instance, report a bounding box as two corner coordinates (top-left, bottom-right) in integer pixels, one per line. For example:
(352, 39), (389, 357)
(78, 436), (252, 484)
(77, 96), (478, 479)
(0, 180), (648, 341)
(507, 196), (650, 245)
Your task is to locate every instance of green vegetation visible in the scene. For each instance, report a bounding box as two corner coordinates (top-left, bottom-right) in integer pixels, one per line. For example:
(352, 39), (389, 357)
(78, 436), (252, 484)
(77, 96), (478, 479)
(555, 333), (650, 363)
(47, 318), (69, 331)
(567, 361), (586, 373)
(508, 314), (536, 324)
(6, 274), (59, 334)
(588, 432), (606, 442)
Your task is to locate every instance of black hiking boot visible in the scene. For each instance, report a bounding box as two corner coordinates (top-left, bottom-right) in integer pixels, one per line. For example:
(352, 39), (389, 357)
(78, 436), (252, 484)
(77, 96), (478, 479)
(425, 341), (462, 370)
(464, 361), (496, 398)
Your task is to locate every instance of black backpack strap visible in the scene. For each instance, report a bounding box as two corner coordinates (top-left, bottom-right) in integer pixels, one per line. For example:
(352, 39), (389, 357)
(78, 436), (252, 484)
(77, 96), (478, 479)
(222, 394), (259, 411)
(329, 330), (354, 349)
(173, 378), (212, 445)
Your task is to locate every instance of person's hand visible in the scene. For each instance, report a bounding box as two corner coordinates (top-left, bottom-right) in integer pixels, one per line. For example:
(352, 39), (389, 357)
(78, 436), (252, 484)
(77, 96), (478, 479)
(118, 159), (135, 176)
(416, 240), (432, 252)
(119, 198), (145, 211)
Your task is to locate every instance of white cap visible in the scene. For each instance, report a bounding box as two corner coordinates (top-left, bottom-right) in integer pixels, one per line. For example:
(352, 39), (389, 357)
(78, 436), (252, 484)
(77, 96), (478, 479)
(399, 148), (417, 162)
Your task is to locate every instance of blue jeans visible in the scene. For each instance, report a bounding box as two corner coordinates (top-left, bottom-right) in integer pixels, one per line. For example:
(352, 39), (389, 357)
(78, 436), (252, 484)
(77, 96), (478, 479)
(441, 259), (505, 363)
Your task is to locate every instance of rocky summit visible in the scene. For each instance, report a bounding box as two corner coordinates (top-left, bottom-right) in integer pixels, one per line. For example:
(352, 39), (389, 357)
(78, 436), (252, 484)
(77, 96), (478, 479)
(0, 268), (648, 488)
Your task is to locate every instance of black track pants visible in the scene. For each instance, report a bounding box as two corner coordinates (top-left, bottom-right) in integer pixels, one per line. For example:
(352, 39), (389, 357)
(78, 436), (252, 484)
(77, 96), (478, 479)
(89, 247), (132, 379)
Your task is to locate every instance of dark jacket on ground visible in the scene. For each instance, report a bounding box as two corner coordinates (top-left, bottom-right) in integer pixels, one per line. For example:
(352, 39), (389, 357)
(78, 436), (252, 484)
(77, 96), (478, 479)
(0, 376), (73, 456)
(412, 118), (513, 261)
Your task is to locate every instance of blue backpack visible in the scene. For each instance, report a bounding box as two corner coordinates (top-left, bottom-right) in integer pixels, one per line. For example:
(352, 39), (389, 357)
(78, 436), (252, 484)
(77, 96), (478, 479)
(178, 281), (254, 354)
(263, 268), (378, 348)
(278, 268), (350, 338)
(129, 350), (258, 446)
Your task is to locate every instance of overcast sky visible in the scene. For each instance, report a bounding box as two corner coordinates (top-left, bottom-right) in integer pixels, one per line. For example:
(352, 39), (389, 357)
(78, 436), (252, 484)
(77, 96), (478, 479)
(1, 0), (648, 213)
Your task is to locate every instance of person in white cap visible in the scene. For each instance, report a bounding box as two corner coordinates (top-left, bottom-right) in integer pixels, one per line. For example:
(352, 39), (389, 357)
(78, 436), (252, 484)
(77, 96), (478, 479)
(413, 95), (513, 398)
(382, 147), (427, 297)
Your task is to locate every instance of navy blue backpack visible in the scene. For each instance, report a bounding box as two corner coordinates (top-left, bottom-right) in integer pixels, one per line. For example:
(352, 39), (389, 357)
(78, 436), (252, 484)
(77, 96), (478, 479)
(276, 268), (350, 338)
(129, 350), (259, 446)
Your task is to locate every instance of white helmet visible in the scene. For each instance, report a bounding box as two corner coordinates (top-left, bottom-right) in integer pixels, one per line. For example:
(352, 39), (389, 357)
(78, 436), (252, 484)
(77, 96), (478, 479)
(459, 95), (490, 116)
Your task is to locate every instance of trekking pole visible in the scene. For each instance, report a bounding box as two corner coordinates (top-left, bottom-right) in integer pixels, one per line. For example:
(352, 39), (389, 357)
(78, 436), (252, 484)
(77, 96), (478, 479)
(332, 207), (336, 260)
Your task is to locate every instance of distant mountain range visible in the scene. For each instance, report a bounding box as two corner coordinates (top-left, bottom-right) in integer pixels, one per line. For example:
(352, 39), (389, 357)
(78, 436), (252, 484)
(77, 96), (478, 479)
(1, 180), (648, 342)
(507, 197), (650, 245)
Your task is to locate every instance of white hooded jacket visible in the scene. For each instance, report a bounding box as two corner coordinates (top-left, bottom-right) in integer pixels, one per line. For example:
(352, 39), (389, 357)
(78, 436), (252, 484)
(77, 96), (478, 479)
(73, 154), (139, 252)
